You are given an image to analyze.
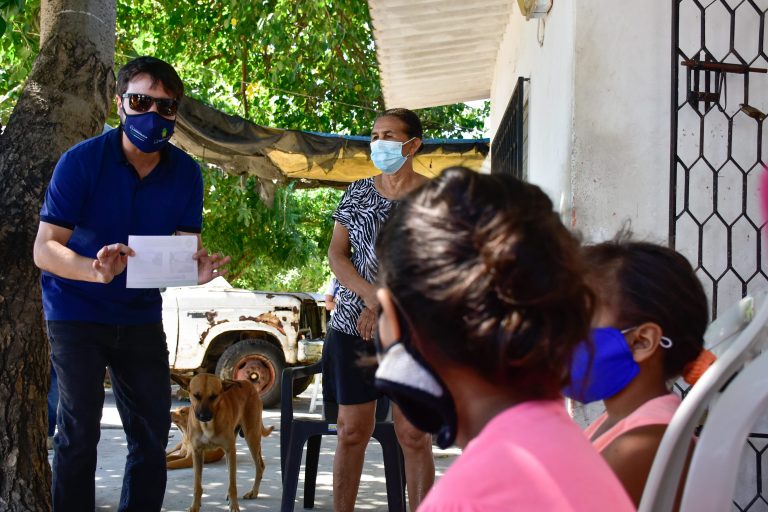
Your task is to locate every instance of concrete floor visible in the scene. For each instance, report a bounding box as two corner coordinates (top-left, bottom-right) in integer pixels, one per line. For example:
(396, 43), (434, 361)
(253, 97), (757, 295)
(49, 384), (460, 511)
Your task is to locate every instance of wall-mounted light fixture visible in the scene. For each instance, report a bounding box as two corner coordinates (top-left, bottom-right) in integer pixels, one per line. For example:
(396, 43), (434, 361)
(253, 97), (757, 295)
(518, 0), (553, 20)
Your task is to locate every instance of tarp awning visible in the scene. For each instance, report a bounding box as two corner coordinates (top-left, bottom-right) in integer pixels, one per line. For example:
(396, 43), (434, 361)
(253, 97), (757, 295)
(172, 97), (489, 186)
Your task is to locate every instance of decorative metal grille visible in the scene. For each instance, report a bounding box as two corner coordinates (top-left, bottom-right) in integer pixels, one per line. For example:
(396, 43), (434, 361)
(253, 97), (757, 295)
(672, 1), (768, 510)
(671, 0), (768, 319)
(492, 77), (528, 179)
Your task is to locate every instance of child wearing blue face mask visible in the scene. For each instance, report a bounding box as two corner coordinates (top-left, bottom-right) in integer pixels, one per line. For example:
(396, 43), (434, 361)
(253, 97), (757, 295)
(565, 239), (715, 506)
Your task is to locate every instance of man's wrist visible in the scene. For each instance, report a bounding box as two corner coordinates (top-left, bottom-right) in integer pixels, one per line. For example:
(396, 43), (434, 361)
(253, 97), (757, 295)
(89, 259), (111, 284)
(88, 260), (100, 283)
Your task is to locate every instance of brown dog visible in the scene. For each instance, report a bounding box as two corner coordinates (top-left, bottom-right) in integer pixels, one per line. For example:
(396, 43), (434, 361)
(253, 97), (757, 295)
(171, 373), (274, 512)
(166, 406), (225, 469)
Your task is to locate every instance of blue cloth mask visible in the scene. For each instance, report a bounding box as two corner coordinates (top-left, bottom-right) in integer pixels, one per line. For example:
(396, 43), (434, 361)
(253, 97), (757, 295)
(122, 110), (175, 153)
(562, 327), (640, 403)
(370, 137), (415, 175)
(374, 311), (457, 448)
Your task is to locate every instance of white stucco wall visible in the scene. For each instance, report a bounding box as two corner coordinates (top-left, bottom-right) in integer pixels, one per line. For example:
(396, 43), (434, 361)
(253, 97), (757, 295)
(570, 0), (672, 243)
(489, 0), (671, 243)
(490, 2), (576, 210)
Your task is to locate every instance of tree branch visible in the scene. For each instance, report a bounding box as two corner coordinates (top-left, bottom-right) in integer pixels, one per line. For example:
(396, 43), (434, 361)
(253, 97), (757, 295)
(202, 53), (226, 66)
(240, 36), (249, 119)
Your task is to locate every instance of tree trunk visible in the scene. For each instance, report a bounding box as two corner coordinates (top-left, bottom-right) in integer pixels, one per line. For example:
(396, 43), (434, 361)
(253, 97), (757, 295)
(0, 1), (115, 510)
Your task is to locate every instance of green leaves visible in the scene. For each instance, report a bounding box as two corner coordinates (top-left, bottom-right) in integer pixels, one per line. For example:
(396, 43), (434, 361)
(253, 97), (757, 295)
(0, 0), (38, 124)
(0, 0), (489, 292)
(110, 0), (383, 133)
(0, 0), (25, 37)
(201, 166), (342, 291)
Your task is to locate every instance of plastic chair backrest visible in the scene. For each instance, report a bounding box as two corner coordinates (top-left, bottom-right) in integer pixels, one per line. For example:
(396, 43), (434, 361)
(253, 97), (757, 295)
(704, 295), (758, 357)
(638, 292), (768, 512)
(668, 295), (756, 395)
(678, 344), (768, 510)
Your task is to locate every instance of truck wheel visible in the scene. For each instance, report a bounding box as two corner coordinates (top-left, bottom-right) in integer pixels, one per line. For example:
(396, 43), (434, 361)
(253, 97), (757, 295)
(216, 339), (285, 408)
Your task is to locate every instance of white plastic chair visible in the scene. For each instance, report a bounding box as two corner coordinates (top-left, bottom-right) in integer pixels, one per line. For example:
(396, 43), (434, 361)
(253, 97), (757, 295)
(678, 346), (768, 510)
(638, 292), (768, 512)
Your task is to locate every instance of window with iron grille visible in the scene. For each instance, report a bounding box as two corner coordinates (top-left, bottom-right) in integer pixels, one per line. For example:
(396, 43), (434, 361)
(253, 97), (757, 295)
(492, 77), (529, 179)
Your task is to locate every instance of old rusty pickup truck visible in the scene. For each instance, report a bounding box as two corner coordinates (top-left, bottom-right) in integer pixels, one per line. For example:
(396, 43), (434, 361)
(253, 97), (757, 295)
(162, 277), (325, 407)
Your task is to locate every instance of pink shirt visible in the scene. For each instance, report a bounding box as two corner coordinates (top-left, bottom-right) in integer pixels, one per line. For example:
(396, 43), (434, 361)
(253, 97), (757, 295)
(418, 400), (635, 512)
(584, 393), (681, 452)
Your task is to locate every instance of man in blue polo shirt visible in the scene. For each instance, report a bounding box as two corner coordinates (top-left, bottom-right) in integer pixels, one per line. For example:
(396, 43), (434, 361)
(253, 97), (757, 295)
(33, 56), (229, 512)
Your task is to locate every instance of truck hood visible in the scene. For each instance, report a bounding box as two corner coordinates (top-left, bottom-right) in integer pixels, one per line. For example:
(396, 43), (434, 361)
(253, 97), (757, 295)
(163, 276), (318, 305)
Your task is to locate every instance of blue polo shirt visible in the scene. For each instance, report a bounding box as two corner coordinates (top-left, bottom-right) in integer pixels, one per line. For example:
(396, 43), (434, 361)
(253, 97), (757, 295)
(39, 127), (203, 325)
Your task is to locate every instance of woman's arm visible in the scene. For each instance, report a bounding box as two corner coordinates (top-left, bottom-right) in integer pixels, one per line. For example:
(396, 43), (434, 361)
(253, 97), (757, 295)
(327, 221), (379, 339)
(327, 222), (377, 307)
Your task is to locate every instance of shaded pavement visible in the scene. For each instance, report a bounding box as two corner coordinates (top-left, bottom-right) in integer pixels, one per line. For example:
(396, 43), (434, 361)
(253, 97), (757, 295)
(49, 384), (460, 511)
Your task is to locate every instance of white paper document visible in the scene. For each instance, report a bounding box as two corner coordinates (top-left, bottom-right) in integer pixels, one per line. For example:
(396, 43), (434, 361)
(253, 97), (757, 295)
(126, 235), (198, 288)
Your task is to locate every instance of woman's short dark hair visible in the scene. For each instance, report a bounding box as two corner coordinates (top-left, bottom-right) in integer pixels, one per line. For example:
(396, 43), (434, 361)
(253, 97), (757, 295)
(378, 108), (423, 140)
(582, 238), (709, 379)
(376, 166), (593, 398)
(116, 56), (184, 100)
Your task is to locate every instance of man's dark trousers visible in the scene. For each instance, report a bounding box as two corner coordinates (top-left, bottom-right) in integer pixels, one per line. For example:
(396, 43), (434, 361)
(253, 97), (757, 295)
(48, 321), (170, 512)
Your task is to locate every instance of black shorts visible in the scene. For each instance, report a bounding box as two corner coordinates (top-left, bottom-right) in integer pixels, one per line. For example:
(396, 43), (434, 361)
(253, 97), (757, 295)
(322, 327), (381, 405)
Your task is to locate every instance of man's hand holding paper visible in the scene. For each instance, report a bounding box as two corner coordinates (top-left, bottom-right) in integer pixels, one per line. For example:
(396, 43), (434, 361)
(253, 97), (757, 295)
(193, 248), (232, 285)
(93, 243), (135, 284)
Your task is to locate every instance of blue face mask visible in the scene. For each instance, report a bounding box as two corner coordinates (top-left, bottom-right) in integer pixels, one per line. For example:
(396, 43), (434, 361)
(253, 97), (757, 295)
(122, 110), (175, 153)
(562, 327), (640, 403)
(370, 137), (415, 175)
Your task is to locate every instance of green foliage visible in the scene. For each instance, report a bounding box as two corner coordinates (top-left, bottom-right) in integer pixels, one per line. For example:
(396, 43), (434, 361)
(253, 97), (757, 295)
(0, 0), (26, 37)
(420, 102), (491, 139)
(0, 0), (488, 292)
(113, 0), (379, 134)
(0, 0), (37, 122)
(202, 167), (342, 292)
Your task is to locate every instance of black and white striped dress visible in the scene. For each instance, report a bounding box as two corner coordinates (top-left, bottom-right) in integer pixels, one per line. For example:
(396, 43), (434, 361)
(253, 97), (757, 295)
(330, 177), (394, 337)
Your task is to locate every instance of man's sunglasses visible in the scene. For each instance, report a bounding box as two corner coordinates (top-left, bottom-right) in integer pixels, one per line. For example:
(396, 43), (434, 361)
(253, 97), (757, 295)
(121, 93), (179, 117)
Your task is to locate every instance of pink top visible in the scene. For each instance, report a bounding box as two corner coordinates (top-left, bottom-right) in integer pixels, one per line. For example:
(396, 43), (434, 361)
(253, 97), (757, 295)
(418, 400), (635, 512)
(585, 393), (682, 452)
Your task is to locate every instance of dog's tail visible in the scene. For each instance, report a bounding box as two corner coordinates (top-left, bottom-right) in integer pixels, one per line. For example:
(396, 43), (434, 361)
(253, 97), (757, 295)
(262, 423), (274, 437)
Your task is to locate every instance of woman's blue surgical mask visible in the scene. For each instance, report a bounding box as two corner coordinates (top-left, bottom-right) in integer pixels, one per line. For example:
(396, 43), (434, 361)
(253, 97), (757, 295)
(122, 110), (175, 153)
(370, 137), (416, 175)
(562, 327), (641, 403)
